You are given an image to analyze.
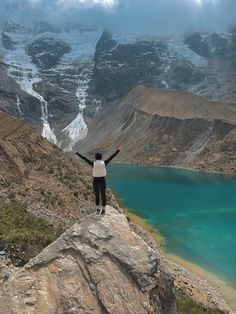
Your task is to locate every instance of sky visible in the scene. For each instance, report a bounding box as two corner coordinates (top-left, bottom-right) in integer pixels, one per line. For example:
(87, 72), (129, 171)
(0, 0), (236, 36)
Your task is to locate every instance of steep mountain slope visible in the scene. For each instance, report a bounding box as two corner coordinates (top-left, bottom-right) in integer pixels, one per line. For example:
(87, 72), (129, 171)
(0, 61), (41, 125)
(79, 86), (236, 175)
(0, 110), (117, 227)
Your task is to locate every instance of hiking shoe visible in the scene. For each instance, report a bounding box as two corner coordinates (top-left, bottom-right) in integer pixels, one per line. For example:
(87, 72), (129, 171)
(101, 206), (106, 215)
(96, 206), (101, 214)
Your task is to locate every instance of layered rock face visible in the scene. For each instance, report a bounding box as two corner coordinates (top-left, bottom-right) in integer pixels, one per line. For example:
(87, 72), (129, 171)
(0, 206), (176, 314)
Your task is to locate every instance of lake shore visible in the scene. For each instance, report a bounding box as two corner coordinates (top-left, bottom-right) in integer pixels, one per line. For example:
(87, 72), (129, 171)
(125, 208), (236, 314)
(115, 161), (236, 178)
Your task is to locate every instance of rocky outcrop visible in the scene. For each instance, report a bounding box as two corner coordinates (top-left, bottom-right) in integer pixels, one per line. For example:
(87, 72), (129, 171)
(0, 206), (176, 314)
(26, 37), (71, 69)
(184, 32), (230, 58)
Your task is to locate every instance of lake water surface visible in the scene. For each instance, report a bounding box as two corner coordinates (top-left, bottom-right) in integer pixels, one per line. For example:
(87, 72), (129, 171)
(108, 164), (236, 288)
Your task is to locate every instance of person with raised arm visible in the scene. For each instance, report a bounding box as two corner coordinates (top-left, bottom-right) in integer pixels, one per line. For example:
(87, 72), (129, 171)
(76, 147), (122, 214)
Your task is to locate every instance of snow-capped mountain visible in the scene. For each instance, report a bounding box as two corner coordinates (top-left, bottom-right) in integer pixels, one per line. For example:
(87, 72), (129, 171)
(0, 21), (236, 151)
(91, 30), (236, 104)
(1, 21), (102, 149)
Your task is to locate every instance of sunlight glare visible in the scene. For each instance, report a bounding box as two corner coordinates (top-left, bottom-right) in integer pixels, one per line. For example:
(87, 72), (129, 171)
(192, 0), (216, 6)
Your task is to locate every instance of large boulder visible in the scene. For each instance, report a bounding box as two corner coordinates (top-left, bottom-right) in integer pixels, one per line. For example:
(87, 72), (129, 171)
(0, 206), (176, 314)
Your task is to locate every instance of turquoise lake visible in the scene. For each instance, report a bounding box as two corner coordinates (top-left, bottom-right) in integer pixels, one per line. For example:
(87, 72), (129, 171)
(107, 164), (236, 288)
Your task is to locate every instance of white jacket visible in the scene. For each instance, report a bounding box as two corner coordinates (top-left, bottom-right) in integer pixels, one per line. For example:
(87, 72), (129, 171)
(93, 160), (107, 177)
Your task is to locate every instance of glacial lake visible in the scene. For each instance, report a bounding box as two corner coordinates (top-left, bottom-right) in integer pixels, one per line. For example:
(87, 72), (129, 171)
(107, 164), (236, 288)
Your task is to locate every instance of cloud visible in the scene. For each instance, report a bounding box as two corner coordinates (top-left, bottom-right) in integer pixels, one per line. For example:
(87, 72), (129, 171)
(57, 0), (118, 10)
(23, 0), (119, 10)
(0, 0), (236, 36)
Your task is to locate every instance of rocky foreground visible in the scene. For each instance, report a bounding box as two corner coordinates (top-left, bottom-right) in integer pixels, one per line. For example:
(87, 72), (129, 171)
(0, 206), (176, 314)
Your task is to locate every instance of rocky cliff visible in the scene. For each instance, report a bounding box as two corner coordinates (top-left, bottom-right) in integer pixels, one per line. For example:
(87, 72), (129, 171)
(0, 206), (176, 314)
(91, 30), (236, 105)
(79, 85), (236, 175)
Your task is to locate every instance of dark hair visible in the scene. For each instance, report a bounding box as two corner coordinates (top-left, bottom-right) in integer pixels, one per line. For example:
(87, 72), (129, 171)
(95, 152), (102, 160)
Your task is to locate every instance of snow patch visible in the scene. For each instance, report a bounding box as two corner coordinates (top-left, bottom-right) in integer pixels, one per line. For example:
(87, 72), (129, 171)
(93, 99), (102, 114)
(167, 38), (207, 68)
(58, 29), (102, 64)
(16, 95), (23, 115)
(62, 112), (87, 141)
(42, 121), (57, 145)
(62, 67), (93, 151)
(113, 33), (139, 45)
(161, 80), (169, 89)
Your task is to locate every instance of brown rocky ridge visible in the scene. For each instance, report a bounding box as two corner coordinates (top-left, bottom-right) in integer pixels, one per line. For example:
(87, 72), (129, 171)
(79, 85), (236, 175)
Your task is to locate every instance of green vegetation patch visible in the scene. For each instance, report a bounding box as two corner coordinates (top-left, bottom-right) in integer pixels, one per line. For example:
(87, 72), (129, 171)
(176, 291), (228, 314)
(0, 198), (64, 266)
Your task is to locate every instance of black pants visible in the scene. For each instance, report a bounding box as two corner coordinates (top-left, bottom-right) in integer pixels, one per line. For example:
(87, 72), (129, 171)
(93, 177), (106, 207)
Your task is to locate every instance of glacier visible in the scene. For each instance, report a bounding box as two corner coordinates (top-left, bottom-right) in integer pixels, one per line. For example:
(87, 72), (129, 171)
(3, 27), (58, 144)
(62, 67), (93, 151)
(2, 23), (102, 148)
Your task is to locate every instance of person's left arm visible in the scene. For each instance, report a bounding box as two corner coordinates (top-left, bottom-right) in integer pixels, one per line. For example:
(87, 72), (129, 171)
(105, 147), (122, 165)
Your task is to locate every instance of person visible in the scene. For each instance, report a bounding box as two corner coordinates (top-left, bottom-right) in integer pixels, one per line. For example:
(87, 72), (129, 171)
(75, 147), (122, 214)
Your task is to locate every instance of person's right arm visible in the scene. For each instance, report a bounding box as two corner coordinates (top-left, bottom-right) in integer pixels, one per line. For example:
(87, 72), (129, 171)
(75, 152), (93, 167)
